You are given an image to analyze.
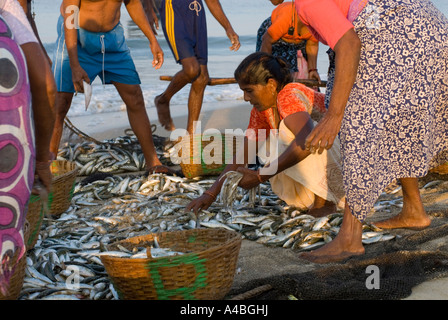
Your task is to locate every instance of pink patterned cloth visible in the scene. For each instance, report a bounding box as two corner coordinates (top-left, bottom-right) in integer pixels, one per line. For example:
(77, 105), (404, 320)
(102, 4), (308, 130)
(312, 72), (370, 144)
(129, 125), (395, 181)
(0, 14), (34, 296)
(347, 0), (369, 22)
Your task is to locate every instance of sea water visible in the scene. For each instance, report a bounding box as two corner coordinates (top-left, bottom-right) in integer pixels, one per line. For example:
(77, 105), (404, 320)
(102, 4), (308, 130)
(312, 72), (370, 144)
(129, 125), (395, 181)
(32, 0), (448, 118)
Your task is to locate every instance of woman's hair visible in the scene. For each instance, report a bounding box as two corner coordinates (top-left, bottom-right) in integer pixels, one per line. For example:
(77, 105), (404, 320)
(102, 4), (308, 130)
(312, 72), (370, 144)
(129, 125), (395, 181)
(234, 52), (293, 90)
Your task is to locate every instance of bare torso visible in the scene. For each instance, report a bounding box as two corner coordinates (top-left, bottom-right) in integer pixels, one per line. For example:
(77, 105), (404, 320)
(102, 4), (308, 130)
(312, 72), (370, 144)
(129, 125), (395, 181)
(61, 0), (124, 33)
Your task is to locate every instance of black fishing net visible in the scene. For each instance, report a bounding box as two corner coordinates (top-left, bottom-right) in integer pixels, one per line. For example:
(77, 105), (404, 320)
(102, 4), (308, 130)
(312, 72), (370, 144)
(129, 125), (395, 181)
(56, 125), (448, 300)
(227, 173), (448, 300)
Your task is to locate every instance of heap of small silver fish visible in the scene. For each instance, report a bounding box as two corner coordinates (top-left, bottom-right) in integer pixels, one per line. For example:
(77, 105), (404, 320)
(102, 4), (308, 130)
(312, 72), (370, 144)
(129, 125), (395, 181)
(20, 171), (398, 300)
(20, 136), (400, 300)
(57, 134), (174, 175)
(219, 171), (256, 210)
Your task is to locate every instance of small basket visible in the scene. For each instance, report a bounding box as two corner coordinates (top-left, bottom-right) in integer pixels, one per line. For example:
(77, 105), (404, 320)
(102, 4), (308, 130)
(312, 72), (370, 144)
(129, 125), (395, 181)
(176, 133), (243, 178)
(429, 162), (448, 175)
(101, 228), (242, 300)
(48, 160), (78, 216)
(24, 194), (44, 251)
(0, 253), (26, 300)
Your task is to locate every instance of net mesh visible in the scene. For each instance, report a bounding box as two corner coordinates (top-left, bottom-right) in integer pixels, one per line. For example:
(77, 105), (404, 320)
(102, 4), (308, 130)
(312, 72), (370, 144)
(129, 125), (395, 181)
(228, 173), (448, 300)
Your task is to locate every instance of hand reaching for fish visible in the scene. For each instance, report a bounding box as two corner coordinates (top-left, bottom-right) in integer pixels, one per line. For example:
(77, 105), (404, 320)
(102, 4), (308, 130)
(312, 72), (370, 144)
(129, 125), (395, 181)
(236, 167), (261, 190)
(186, 192), (216, 214)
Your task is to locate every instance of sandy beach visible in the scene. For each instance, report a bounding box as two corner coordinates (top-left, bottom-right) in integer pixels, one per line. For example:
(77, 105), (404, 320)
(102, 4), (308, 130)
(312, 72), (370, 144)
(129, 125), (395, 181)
(4, 0), (443, 305)
(67, 100), (252, 141)
(64, 100), (448, 300)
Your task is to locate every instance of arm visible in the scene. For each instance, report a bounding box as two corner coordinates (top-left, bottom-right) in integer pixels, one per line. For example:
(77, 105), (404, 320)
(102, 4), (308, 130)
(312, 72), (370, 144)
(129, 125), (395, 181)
(203, 0), (240, 51)
(304, 28), (361, 154)
(140, 0), (159, 35)
(186, 137), (257, 214)
(260, 32), (274, 54)
(238, 111), (314, 188)
(305, 39), (320, 82)
(125, 0), (163, 69)
(17, 0), (52, 64)
(62, 0), (90, 92)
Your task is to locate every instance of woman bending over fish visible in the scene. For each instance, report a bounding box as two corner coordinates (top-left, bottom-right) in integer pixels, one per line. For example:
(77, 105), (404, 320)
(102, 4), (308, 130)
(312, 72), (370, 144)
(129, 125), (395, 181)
(187, 52), (345, 218)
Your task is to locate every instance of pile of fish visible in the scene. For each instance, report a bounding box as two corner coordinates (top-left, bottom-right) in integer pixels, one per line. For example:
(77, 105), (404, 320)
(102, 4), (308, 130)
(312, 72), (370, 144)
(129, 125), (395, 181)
(18, 136), (399, 300)
(20, 171), (397, 300)
(57, 133), (174, 175)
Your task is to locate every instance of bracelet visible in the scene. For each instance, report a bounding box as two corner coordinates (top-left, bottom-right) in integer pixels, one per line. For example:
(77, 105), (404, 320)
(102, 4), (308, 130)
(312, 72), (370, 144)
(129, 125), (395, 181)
(308, 68), (318, 73)
(204, 190), (217, 200)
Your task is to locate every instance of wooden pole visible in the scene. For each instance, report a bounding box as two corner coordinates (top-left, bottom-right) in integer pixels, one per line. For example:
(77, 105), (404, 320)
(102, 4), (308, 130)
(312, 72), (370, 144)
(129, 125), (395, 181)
(159, 75), (327, 88)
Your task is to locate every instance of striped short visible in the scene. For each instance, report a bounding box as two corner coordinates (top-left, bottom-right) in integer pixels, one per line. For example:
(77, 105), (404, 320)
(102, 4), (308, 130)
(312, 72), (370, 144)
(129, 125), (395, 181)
(159, 0), (208, 65)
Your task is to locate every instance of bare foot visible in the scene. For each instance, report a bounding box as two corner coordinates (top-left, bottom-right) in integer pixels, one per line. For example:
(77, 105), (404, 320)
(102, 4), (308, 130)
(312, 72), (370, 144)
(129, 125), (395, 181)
(146, 165), (183, 177)
(375, 177), (431, 230)
(299, 235), (365, 264)
(154, 95), (175, 131)
(308, 200), (337, 218)
(373, 212), (431, 230)
(300, 203), (365, 264)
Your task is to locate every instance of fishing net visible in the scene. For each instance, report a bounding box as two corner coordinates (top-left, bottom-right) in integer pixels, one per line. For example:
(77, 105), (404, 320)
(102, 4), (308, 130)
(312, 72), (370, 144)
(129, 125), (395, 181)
(227, 173), (448, 300)
(32, 119), (448, 300)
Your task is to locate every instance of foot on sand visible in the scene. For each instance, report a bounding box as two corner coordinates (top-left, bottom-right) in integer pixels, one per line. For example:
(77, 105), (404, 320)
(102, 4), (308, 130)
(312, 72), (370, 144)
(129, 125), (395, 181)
(300, 249), (365, 264)
(373, 213), (431, 231)
(146, 165), (183, 177)
(299, 234), (365, 264)
(154, 95), (175, 131)
(307, 201), (337, 218)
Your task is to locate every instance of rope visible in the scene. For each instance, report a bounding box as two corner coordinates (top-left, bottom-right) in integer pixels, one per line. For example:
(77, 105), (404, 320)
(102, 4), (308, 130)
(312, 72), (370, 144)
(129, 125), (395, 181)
(64, 117), (103, 145)
(63, 117), (158, 145)
(189, 0), (202, 16)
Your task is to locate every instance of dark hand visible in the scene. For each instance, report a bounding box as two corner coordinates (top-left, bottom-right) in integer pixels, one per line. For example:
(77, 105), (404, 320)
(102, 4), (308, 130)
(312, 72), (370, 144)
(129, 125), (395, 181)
(150, 42), (164, 69)
(71, 65), (90, 93)
(304, 112), (343, 154)
(236, 167), (260, 190)
(308, 70), (321, 83)
(32, 161), (52, 195)
(186, 192), (216, 214)
(226, 30), (240, 51)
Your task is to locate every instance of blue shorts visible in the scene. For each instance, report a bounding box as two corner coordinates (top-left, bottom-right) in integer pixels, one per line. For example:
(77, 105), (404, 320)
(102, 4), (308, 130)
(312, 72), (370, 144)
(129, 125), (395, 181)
(159, 0), (208, 65)
(52, 15), (140, 93)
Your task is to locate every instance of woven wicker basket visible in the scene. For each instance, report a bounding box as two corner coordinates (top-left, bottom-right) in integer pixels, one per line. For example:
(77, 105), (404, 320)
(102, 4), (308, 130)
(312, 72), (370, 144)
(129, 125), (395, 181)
(101, 228), (242, 300)
(0, 253), (26, 300)
(177, 133), (243, 178)
(48, 160), (78, 216)
(24, 194), (43, 251)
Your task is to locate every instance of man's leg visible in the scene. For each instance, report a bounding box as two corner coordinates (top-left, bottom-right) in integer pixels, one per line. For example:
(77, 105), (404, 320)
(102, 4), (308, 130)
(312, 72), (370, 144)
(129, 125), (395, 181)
(154, 57), (202, 131)
(186, 64), (209, 134)
(49, 92), (74, 157)
(113, 82), (177, 173)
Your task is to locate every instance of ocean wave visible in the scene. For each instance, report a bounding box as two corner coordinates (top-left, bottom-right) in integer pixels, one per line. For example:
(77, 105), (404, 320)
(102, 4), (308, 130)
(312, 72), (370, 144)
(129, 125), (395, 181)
(66, 82), (243, 117)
